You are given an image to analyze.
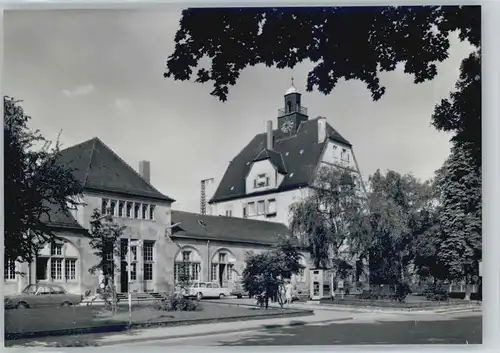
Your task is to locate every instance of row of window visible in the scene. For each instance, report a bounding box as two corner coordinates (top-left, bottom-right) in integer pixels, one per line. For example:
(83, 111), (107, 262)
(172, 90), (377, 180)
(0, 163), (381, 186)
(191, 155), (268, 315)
(174, 250), (234, 282)
(243, 198), (276, 218)
(101, 198), (156, 220)
(35, 257), (77, 281)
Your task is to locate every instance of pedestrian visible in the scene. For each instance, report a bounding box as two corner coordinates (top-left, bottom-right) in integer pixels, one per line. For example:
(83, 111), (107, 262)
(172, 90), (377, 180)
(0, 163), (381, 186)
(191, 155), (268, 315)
(285, 280), (293, 305)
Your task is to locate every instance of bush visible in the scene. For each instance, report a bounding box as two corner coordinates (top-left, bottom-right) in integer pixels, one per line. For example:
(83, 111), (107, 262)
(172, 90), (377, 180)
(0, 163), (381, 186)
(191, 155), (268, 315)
(424, 283), (449, 301)
(156, 293), (199, 311)
(393, 282), (411, 302)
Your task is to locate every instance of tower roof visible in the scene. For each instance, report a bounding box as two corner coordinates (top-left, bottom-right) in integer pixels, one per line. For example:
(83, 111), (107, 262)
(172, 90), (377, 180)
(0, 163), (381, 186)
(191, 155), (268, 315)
(57, 137), (175, 203)
(209, 118), (351, 203)
(285, 77), (299, 95)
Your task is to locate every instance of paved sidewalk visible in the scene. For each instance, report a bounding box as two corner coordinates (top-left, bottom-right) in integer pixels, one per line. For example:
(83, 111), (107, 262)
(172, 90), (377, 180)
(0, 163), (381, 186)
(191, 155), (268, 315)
(7, 310), (354, 347)
(207, 298), (481, 314)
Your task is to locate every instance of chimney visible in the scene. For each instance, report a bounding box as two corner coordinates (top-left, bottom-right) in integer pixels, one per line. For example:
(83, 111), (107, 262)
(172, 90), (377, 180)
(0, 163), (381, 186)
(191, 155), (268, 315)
(139, 160), (151, 183)
(317, 116), (327, 144)
(266, 120), (273, 150)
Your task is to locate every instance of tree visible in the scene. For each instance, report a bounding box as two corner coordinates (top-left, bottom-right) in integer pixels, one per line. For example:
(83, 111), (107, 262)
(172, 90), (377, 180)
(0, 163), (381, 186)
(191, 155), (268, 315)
(88, 209), (125, 311)
(289, 166), (370, 276)
(367, 170), (435, 285)
(4, 96), (83, 264)
(241, 237), (302, 309)
(432, 50), (481, 169)
(165, 6), (479, 101)
(433, 141), (481, 300)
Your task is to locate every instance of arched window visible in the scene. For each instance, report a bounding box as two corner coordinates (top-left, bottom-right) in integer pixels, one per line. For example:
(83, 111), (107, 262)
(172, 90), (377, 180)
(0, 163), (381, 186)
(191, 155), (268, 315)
(287, 101), (292, 113)
(210, 249), (236, 287)
(174, 247), (201, 282)
(36, 240), (79, 282)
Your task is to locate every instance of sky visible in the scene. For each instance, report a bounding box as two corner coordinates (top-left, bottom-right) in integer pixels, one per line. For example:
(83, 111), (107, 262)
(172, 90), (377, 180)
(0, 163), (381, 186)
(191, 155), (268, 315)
(3, 8), (475, 213)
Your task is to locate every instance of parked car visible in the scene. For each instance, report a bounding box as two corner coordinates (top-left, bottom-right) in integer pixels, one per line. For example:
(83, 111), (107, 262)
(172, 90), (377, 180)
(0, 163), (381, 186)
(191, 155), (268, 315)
(230, 284), (249, 299)
(4, 284), (84, 309)
(185, 282), (231, 300)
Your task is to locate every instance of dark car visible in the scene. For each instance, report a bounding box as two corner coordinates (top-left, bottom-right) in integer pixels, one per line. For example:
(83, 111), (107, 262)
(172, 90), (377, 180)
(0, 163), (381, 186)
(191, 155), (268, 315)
(230, 283), (249, 299)
(4, 284), (83, 309)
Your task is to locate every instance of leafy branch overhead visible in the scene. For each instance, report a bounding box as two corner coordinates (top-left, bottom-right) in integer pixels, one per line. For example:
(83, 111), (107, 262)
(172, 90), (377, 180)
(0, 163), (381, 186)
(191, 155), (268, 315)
(165, 6), (480, 102)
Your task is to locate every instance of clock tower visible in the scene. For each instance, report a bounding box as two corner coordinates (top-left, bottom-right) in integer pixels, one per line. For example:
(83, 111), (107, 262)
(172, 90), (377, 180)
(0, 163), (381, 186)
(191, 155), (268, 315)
(277, 78), (309, 134)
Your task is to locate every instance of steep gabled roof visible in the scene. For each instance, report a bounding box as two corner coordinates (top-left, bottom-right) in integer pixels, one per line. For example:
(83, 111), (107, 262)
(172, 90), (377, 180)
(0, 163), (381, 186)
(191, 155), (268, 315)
(253, 149), (288, 174)
(170, 210), (290, 246)
(210, 118), (351, 203)
(57, 137), (175, 203)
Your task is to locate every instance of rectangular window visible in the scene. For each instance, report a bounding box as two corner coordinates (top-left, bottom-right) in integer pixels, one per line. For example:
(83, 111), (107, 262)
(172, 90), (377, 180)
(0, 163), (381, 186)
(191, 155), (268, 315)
(4, 260), (16, 280)
(341, 148), (349, 162)
(174, 263), (180, 282)
(142, 204), (149, 220)
(257, 200), (265, 215)
(144, 263), (153, 281)
(143, 241), (154, 281)
(143, 241), (154, 262)
(149, 205), (155, 220)
(134, 203), (141, 219)
(109, 200), (117, 216)
(65, 259), (76, 280)
(267, 199), (277, 214)
(51, 258), (63, 280)
(243, 205), (247, 218)
(118, 201), (125, 217)
(225, 210), (232, 217)
(130, 263), (137, 281)
(191, 263), (200, 281)
(51, 244), (63, 256)
(126, 202), (133, 218)
(227, 264), (234, 281)
(101, 199), (109, 215)
(248, 202), (256, 216)
(211, 264), (218, 282)
(131, 245), (137, 262)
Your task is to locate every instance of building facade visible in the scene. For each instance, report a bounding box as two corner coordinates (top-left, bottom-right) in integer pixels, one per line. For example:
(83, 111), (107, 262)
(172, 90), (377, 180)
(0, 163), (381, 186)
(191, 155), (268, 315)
(4, 137), (311, 296)
(208, 83), (365, 226)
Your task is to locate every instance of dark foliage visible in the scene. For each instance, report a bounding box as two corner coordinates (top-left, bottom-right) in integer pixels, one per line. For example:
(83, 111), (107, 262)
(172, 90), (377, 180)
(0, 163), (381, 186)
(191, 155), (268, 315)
(4, 97), (83, 264)
(241, 237), (302, 309)
(165, 6), (479, 102)
(157, 293), (199, 311)
(424, 283), (450, 301)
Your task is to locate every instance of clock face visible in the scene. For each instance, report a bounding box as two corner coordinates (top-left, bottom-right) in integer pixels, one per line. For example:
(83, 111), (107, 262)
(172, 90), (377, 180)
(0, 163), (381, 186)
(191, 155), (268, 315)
(281, 119), (294, 133)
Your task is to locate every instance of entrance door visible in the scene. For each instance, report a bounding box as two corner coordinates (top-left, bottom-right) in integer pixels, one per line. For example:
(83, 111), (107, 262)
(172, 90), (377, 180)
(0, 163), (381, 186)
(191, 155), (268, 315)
(218, 263), (226, 287)
(120, 261), (128, 293)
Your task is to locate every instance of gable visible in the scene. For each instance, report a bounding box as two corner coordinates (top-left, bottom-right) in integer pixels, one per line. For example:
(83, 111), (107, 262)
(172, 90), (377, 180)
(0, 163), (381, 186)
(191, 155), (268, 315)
(57, 138), (174, 203)
(210, 118), (351, 203)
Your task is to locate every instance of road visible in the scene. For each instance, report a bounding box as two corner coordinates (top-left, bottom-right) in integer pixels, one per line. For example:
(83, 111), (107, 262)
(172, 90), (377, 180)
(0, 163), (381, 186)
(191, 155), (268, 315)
(120, 313), (481, 346)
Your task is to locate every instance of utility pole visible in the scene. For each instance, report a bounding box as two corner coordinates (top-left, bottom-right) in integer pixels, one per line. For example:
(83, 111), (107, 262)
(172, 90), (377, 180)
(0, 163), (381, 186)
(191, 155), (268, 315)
(200, 178), (215, 215)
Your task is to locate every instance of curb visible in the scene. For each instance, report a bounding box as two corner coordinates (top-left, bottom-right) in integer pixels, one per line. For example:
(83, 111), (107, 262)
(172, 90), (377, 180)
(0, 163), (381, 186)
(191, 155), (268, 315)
(205, 299), (481, 314)
(96, 316), (355, 346)
(5, 309), (314, 342)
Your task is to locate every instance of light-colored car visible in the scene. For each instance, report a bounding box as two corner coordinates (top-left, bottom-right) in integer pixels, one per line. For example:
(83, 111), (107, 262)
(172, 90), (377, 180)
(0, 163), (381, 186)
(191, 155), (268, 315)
(186, 282), (231, 300)
(4, 284), (84, 309)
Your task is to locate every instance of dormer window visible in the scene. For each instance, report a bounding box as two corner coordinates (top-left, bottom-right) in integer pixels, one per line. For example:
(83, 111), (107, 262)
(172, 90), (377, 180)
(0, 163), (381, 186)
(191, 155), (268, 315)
(254, 173), (270, 188)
